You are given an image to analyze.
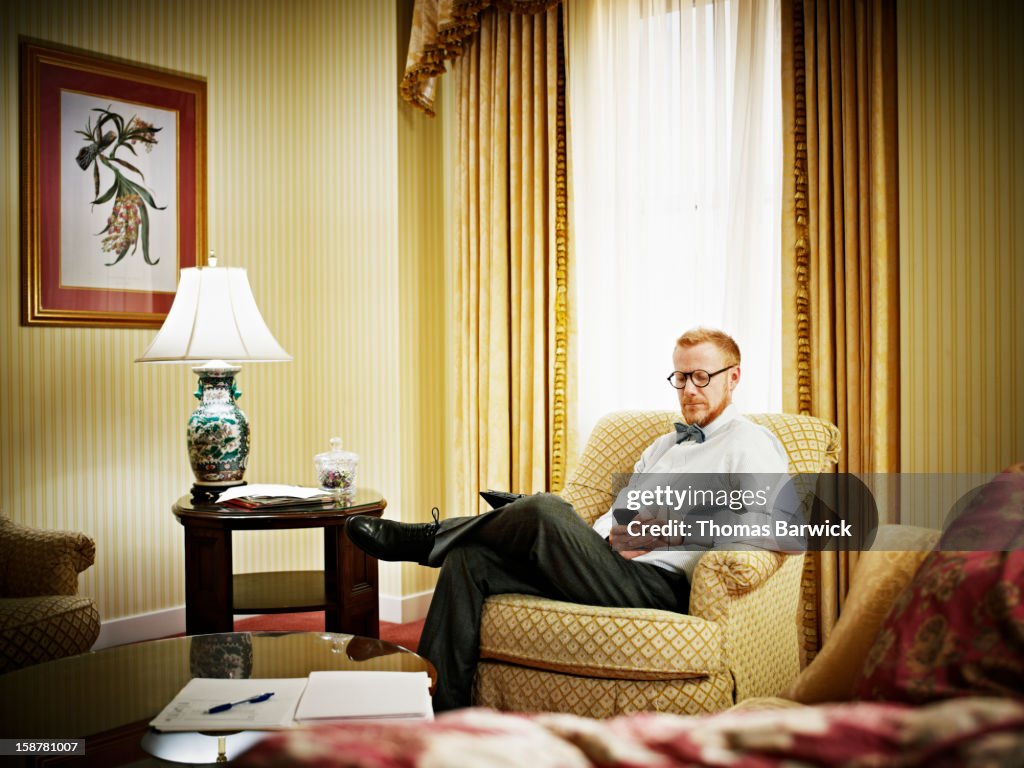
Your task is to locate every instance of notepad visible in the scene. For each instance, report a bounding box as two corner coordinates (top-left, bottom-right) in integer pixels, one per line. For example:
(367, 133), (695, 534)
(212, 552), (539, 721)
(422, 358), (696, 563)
(152, 672), (434, 732)
(150, 678), (308, 732)
(294, 671), (434, 722)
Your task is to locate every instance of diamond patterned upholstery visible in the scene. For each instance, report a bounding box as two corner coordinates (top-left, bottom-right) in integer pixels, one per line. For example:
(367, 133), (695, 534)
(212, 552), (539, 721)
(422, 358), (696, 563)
(475, 662), (735, 717)
(0, 515), (100, 673)
(481, 594), (721, 679)
(473, 411), (840, 717)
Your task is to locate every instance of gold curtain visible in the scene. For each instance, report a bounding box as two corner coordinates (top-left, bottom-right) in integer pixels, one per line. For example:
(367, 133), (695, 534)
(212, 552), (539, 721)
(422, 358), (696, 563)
(401, 1), (571, 513)
(452, 7), (571, 515)
(781, 0), (900, 655)
(402, 0), (562, 115)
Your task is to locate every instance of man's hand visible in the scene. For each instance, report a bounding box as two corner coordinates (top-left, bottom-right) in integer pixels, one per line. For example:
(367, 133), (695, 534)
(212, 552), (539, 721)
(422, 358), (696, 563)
(610, 520), (657, 560)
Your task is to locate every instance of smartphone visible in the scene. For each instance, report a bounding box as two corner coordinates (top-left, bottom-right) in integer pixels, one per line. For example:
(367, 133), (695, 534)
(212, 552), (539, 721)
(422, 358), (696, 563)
(612, 508), (637, 526)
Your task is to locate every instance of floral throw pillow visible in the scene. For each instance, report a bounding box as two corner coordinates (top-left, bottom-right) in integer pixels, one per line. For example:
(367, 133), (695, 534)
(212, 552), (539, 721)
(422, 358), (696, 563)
(855, 464), (1024, 703)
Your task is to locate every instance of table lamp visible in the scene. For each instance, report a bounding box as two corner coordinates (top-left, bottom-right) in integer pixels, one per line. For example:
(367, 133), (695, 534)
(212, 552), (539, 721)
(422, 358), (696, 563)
(137, 255), (291, 500)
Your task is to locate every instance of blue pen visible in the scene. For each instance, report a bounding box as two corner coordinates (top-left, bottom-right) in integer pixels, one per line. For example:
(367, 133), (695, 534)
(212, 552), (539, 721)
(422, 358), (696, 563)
(205, 692), (275, 714)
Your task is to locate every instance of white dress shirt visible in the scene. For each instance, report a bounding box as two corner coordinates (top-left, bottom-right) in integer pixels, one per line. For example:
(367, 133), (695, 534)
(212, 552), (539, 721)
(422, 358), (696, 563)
(591, 404), (790, 579)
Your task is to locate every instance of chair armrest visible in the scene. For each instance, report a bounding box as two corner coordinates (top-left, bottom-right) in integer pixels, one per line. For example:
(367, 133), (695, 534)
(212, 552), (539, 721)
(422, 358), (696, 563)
(690, 550), (786, 619)
(689, 551), (805, 701)
(0, 517), (96, 597)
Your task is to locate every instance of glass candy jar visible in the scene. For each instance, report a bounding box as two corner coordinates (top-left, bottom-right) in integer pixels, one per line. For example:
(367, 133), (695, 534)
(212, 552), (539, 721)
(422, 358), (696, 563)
(314, 438), (358, 500)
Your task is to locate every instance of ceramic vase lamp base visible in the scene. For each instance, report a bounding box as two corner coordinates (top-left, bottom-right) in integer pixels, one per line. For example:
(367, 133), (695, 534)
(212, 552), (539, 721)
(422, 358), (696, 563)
(134, 259), (292, 499)
(187, 360), (251, 503)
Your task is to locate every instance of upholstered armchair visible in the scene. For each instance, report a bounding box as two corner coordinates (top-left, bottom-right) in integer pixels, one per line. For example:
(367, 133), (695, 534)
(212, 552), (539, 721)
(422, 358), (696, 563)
(474, 410), (841, 717)
(0, 515), (100, 673)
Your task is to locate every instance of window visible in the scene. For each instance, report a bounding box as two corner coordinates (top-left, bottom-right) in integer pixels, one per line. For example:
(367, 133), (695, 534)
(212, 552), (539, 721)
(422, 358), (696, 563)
(568, 0), (783, 439)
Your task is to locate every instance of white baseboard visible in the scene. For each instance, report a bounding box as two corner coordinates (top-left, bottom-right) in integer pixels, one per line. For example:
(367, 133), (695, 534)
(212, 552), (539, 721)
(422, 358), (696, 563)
(94, 590), (433, 649)
(379, 589), (433, 624)
(94, 606), (185, 650)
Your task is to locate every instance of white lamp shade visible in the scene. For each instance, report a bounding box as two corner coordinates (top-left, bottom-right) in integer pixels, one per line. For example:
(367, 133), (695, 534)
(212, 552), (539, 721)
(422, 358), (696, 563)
(136, 266), (291, 363)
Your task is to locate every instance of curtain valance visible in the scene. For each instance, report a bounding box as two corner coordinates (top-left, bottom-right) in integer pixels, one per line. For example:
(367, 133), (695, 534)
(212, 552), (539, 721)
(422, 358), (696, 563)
(402, 0), (562, 114)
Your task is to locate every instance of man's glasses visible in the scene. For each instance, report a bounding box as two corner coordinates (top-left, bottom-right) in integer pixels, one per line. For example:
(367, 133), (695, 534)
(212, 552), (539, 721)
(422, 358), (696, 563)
(666, 366), (733, 389)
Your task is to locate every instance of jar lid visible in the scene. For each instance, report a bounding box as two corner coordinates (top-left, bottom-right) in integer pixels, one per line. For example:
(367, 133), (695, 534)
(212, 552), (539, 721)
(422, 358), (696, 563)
(315, 437), (358, 463)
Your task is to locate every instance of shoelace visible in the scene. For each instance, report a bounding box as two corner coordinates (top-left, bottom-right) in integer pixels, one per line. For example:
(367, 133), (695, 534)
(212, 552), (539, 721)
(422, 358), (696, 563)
(411, 507), (441, 538)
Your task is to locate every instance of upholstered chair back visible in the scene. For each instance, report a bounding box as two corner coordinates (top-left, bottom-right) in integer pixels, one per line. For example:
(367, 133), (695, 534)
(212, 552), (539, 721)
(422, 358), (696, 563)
(562, 411), (842, 526)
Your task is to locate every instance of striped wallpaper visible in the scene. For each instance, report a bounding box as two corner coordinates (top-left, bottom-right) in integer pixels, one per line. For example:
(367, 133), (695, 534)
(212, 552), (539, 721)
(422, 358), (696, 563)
(897, 0), (1024, 476)
(5, 0), (1020, 633)
(1, 0), (446, 627)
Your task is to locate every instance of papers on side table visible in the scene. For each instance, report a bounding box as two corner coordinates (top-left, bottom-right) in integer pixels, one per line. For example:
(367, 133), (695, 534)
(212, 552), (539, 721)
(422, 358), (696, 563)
(216, 484), (335, 509)
(150, 671), (434, 732)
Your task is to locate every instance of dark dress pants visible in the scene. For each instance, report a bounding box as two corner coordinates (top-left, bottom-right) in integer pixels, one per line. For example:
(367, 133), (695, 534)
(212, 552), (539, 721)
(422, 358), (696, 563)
(417, 493), (691, 711)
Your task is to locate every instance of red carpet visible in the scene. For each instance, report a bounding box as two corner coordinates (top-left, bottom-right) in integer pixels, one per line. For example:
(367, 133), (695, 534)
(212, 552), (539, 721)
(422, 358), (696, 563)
(233, 612), (424, 653)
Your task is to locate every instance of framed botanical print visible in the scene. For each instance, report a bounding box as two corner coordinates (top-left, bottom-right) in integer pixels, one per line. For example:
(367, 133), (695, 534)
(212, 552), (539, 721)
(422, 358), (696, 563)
(20, 38), (207, 328)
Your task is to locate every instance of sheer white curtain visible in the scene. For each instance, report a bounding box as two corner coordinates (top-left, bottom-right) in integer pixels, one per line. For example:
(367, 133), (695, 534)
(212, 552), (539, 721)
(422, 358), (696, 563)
(567, 0), (782, 441)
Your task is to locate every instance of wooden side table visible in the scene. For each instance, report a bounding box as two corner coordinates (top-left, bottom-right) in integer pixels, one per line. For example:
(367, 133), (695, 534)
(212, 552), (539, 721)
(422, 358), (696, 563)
(172, 489), (385, 637)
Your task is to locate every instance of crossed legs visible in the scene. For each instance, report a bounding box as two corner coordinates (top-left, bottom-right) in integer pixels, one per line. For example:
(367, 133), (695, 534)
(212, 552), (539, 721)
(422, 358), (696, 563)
(416, 494), (689, 710)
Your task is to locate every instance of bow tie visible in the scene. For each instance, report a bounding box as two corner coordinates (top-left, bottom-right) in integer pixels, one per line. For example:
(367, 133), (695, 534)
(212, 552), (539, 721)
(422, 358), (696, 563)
(674, 422), (707, 444)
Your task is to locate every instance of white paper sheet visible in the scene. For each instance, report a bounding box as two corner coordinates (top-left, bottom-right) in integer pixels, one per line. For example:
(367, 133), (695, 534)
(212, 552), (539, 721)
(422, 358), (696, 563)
(150, 678), (309, 732)
(216, 484), (327, 503)
(295, 671), (434, 722)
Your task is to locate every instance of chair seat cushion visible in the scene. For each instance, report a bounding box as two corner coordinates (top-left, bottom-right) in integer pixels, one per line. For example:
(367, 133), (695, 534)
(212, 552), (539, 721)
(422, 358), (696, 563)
(480, 594), (722, 680)
(0, 596), (100, 673)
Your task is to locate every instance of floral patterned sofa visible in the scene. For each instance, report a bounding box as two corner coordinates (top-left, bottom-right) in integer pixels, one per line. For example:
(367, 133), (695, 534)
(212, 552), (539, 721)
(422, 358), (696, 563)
(236, 699), (1024, 768)
(236, 463), (1024, 767)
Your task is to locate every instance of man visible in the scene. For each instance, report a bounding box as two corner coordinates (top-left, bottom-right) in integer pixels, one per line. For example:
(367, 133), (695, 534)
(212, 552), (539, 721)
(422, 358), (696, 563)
(347, 328), (789, 710)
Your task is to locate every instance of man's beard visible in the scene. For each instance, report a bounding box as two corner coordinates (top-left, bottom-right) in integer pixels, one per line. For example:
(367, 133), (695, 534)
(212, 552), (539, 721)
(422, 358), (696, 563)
(685, 394), (730, 428)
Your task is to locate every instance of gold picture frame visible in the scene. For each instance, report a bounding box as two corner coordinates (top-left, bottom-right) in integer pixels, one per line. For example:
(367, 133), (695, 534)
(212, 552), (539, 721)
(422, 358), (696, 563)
(20, 38), (207, 328)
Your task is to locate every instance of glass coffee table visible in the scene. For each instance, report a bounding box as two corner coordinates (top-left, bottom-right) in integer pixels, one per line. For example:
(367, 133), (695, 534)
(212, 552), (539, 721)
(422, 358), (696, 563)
(0, 632), (435, 767)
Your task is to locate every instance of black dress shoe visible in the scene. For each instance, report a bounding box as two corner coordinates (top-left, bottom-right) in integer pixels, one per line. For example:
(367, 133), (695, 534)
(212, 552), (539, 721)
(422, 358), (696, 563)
(347, 508), (441, 565)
